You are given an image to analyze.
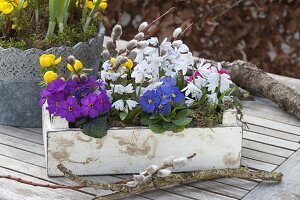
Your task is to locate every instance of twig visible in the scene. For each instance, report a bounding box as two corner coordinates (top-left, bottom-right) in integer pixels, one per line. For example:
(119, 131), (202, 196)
(144, 7), (176, 33)
(0, 175), (85, 189)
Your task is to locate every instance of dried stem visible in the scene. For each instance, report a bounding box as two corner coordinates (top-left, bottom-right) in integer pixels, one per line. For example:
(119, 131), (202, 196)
(0, 175), (85, 189)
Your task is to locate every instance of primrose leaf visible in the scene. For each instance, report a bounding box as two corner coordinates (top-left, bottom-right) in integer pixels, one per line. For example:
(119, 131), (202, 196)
(176, 109), (193, 118)
(163, 122), (177, 131)
(83, 117), (108, 138)
(172, 117), (193, 126)
(173, 125), (185, 133)
(149, 123), (166, 134)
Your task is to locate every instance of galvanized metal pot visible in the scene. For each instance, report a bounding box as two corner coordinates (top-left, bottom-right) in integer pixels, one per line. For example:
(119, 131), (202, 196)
(0, 29), (105, 127)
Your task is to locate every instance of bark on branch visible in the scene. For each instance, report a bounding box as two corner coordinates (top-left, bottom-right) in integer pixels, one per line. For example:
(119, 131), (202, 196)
(222, 60), (300, 119)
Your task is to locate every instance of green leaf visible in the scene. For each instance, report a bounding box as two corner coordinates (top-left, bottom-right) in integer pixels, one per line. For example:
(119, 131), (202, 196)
(162, 122), (177, 131)
(140, 115), (160, 125)
(83, 117), (108, 138)
(172, 117), (193, 126)
(140, 115), (151, 125)
(149, 113), (160, 119)
(173, 125), (185, 133)
(176, 109), (193, 118)
(149, 123), (166, 134)
(159, 113), (171, 122)
(119, 112), (128, 121)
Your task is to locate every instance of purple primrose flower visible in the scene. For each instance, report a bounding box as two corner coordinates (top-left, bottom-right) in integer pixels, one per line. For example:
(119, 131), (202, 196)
(56, 96), (81, 122)
(81, 93), (102, 118)
(98, 90), (111, 113)
(46, 92), (65, 114)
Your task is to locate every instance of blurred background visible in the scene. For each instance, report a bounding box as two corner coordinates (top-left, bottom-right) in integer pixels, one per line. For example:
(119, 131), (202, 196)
(103, 0), (300, 78)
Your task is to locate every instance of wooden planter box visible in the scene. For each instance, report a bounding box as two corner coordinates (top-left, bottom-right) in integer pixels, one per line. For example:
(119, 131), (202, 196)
(42, 106), (243, 176)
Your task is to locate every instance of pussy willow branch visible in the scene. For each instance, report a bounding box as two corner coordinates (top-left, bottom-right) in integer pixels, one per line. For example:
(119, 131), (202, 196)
(113, 153), (197, 185)
(0, 175), (85, 189)
(57, 163), (283, 198)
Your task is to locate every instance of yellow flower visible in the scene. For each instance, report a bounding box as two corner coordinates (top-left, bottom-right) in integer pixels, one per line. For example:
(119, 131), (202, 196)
(0, 2), (14, 14)
(122, 58), (133, 70)
(39, 54), (62, 68)
(85, 0), (94, 9)
(43, 71), (58, 83)
(99, 2), (107, 10)
(12, 0), (28, 8)
(67, 60), (83, 73)
(110, 57), (115, 65)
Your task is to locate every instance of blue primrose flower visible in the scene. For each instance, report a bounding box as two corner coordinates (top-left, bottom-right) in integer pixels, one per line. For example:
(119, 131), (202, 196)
(156, 102), (171, 116)
(75, 87), (91, 100)
(160, 76), (177, 87)
(139, 90), (160, 113)
(170, 86), (185, 103)
(156, 85), (173, 104)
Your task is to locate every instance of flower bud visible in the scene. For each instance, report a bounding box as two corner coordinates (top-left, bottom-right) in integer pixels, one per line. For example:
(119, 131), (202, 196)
(134, 32), (144, 41)
(126, 39), (137, 51)
(173, 27), (182, 38)
(172, 40), (183, 48)
(110, 49), (119, 58)
(133, 174), (146, 183)
(67, 55), (76, 66)
(126, 181), (138, 187)
(80, 74), (88, 81)
(101, 50), (110, 60)
(115, 56), (128, 66)
(112, 24), (122, 37)
(173, 157), (188, 168)
(137, 41), (149, 49)
(128, 50), (138, 60)
(157, 169), (172, 177)
(138, 22), (148, 32)
(162, 156), (175, 165)
(146, 165), (158, 175)
(72, 74), (80, 82)
(106, 40), (116, 51)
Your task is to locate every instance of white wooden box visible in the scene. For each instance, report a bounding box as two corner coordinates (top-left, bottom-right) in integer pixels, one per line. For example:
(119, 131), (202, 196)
(42, 106), (243, 176)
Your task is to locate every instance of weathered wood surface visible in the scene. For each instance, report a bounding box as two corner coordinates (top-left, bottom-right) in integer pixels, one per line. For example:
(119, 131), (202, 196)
(44, 109), (242, 176)
(0, 74), (299, 199)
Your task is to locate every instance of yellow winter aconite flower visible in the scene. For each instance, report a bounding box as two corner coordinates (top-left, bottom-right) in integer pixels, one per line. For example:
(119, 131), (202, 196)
(43, 71), (58, 83)
(85, 0), (108, 10)
(0, 1), (14, 14)
(110, 57), (115, 65)
(85, 0), (94, 9)
(121, 58), (133, 70)
(99, 2), (107, 10)
(67, 60), (83, 73)
(12, 0), (28, 8)
(39, 54), (62, 68)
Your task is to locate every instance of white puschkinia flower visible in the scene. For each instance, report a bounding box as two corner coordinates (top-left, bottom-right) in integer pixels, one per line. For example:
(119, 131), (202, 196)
(173, 157), (188, 168)
(146, 165), (159, 175)
(207, 93), (218, 105)
(173, 27), (182, 38)
(157, 169), (172, 177)
(111, 84), (134, 95)
(222, 96), (233, 103)
(126, 100), (138, 111)
(112, 100), (124, 111)
(182, 83), (202, 99)
(162, 156), (175, 165)
(148, 37), (159, 46)
(185, 97), (195, 107)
